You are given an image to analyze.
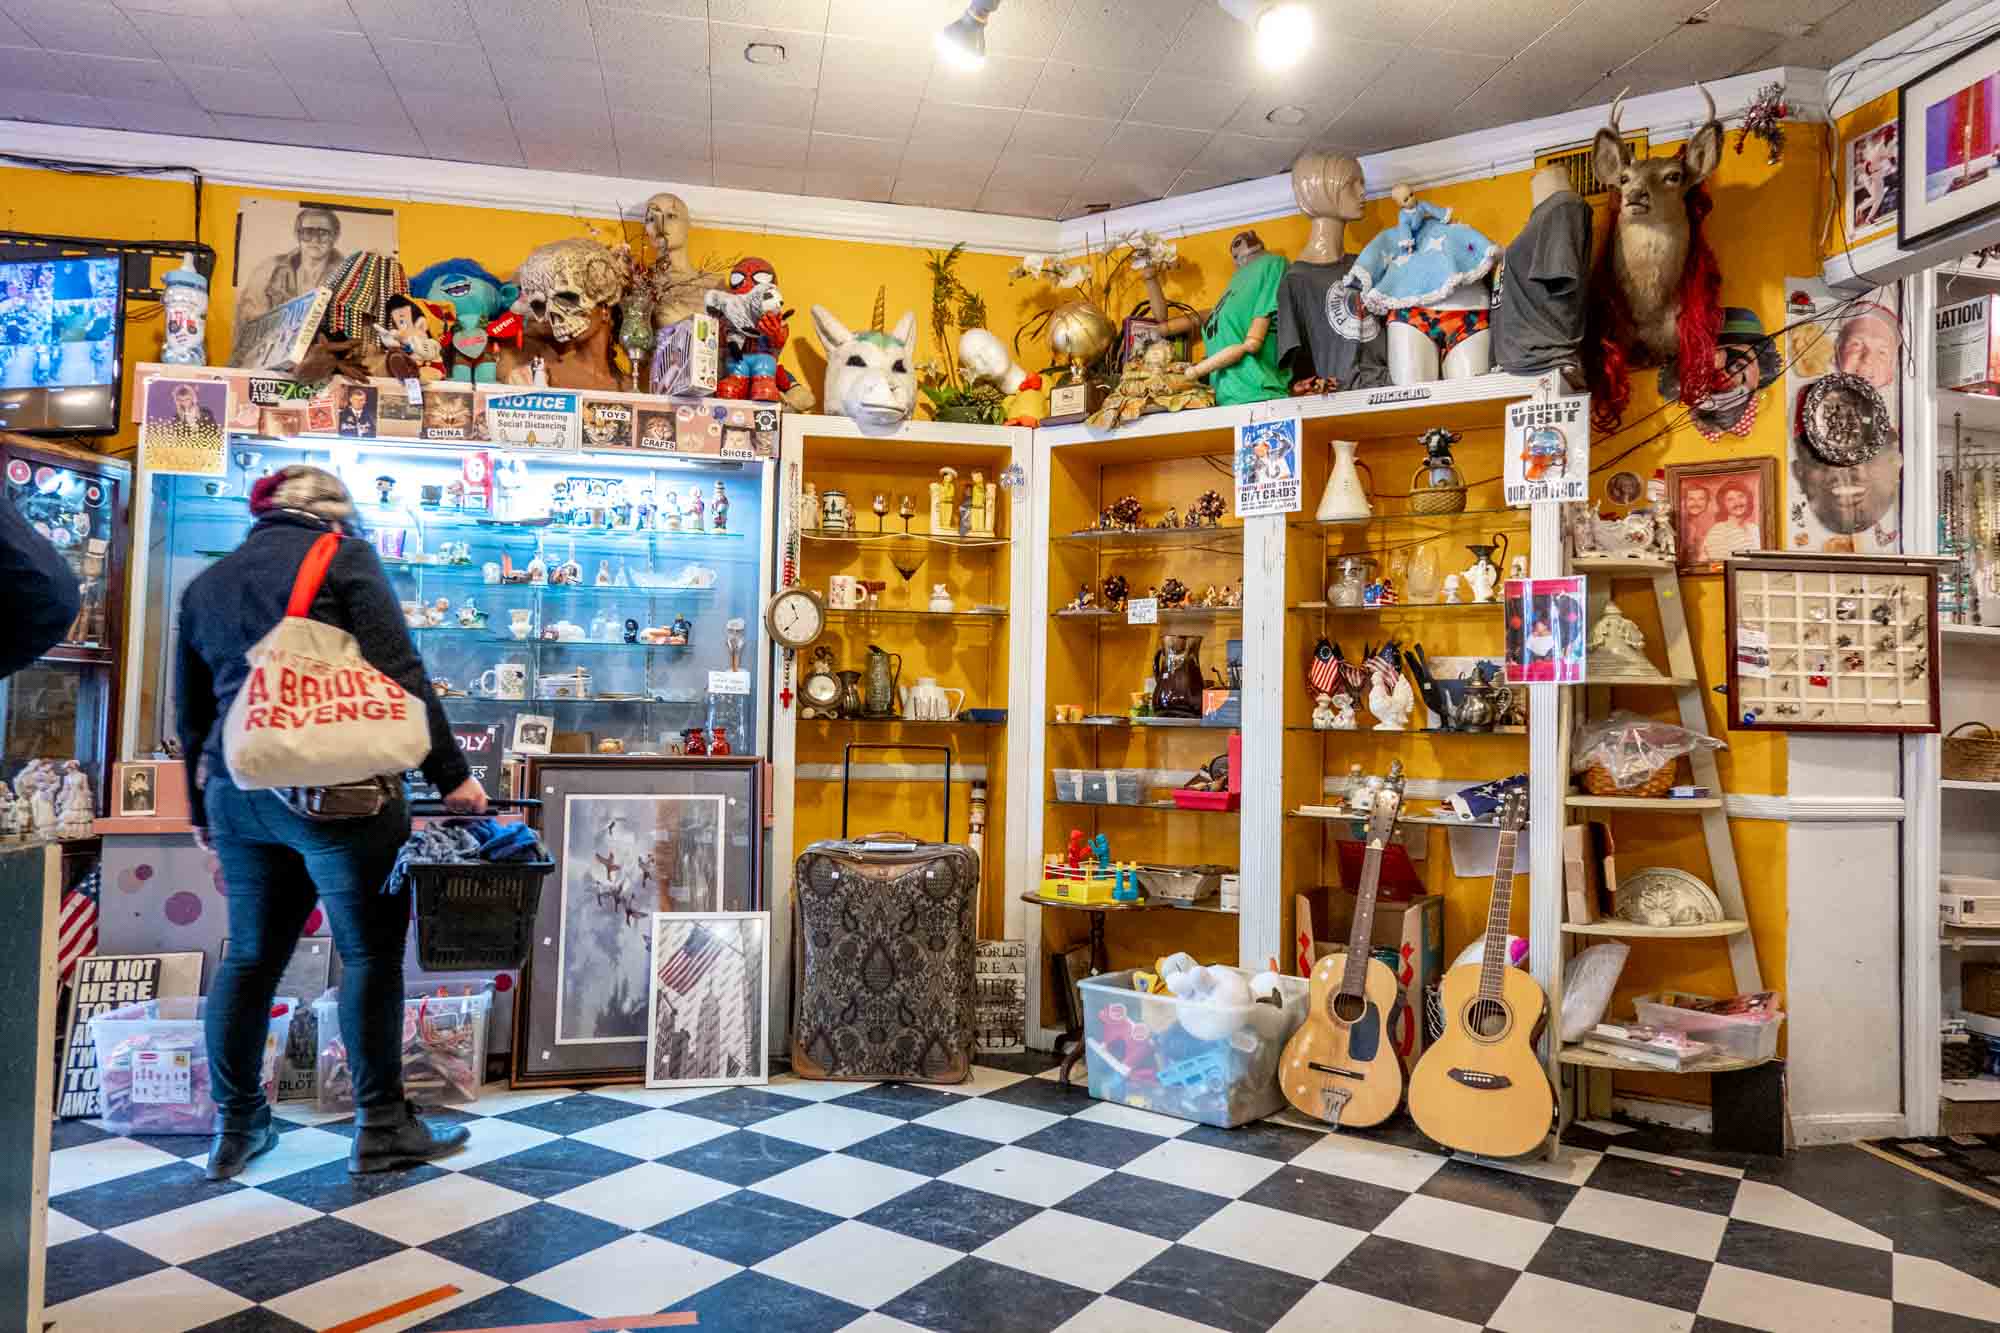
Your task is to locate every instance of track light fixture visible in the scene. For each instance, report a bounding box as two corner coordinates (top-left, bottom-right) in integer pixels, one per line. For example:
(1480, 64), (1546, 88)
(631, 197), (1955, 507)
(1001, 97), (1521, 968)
(936, 0), (1002, 72)
(1218, 0), (1313, 71)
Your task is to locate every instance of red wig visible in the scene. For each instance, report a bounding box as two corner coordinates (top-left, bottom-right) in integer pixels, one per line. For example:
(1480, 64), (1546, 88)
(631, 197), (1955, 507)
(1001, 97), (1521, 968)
(1586, 183), (1725, 433)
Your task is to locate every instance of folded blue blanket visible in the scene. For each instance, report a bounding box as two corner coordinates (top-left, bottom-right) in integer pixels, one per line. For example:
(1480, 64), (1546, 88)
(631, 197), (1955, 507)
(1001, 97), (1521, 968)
(385, 817), (548, 895)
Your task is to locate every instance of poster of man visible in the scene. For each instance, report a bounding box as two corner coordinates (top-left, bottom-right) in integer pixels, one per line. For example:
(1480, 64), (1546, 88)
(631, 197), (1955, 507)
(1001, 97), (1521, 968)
(1784, 280), (1902, 553)
(336, 383), (377, 438)
(139, 377), (228, 477)
(233, 198), (397, 322)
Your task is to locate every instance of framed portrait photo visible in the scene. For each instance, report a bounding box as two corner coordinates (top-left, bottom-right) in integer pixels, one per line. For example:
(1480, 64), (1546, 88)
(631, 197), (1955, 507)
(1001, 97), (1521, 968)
(513, 757), (763, 1086)
(1666, 458), (1777, 573)
(645, 911), (769, 1089)
(511, 713), (555, 756)
(1900, 29), (2000, 248)
(116, 762), (157, 817)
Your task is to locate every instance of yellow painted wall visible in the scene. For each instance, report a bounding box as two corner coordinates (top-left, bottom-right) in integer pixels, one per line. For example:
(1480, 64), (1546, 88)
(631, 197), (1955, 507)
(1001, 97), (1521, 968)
(0, 164), (1045, 457)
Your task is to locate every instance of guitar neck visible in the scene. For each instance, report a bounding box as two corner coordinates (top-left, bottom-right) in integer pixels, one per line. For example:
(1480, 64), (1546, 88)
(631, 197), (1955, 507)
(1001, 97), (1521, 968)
(1341, 802), (1398, 995)
(1477, 829), (1519, 1000)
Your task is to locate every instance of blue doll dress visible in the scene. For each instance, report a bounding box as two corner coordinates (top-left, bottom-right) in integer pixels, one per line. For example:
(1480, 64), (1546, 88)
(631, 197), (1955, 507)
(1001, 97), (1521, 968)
(1343, 201), (1500, 315)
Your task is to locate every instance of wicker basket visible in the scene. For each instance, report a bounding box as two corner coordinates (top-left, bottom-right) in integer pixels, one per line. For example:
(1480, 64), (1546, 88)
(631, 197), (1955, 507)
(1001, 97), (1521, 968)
(1945, 722), (2000, 782)
(1580, 757), (1680, 798)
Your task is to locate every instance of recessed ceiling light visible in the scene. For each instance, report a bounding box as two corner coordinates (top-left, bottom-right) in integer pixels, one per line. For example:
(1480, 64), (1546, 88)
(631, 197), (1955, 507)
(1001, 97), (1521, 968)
(1266, 105), (1308, 126)
(1218, 0), (1313, 71)
(745, 42), (787, 64)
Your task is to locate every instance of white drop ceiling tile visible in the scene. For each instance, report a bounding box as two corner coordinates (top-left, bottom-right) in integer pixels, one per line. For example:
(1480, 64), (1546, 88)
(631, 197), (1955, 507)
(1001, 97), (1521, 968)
(811, 89), (920, 140)
(1570, 69), (1684, 111)
(713, 161), (804, 191)
(113, 0), (236, 16)
(1316, 97), (1443, 153)
(818, 35), (931, 100)
(9, 1), (155, 59)
(1222, 91), (1349, 142)
(603, 68), (709, 118)
(399, 91), (509, 134)
(229, 0), (360, 29)
(1448, 57), (1600, 129)
(375, 38), (497, 97)
(211, 112), (425, 155)
(1239, 35), (1403, 105)
(1056, 0), (1201, 73)
(891, 174), (986, 210)
(0, 10), (28, 45)
(517, 135), (621, 173)
(1166, 165), (1252, 196)
(979, 184), (1069, 218)
(1128, 77), (1246, 133)
(613, 107), (712, 159)
(594, 0), (703, 15)
(0, 45), (86, 93)
(1157, 5), (1259, 81)
(251, 25), (388, 85)
(346, 0), (474, 43)
(95, 95), (215, 134)
(1415, 0), (1584, 57)
(707, 0), (827, 25)
(178, 63), (306, 116)
(1009, 108), (1116, 155)
(1318, 0), (1458, 45)
(486, 54), (608, 107)
(927, 53), (1044, 111)
(1699, 0), (1846, 37)
(507, 96), (612, 137)
(616, 145), (713, 183)
(802, 166), (893, 200)
(824, 0), (933, 45)
(1520, 0), (1698, 80)
(986, 148), (1089, 192)
(711, 118), (808, 167)
(901, 136), (1003, 173)
(474, 0), (597, 62)
(420, 126), (527, 166)
(806, 131), (904, 173)
(596, 10), (711, 77)
(708, 77), (816, 129)
(982, 0), (1075, 59)
(125, 9), (264, 64)
(1024, 60), (1148, 121)
(1188, 130), (1302, 178)
(708, 21), (824, 88)
(1101, 120), (1211, 171)
(907, 97), (1013, 145)
(0, 88), (121, 127)
(1613, 18), (1801, 85)
(1071, 158), (1180, 208)
(289, 79), (412, 125)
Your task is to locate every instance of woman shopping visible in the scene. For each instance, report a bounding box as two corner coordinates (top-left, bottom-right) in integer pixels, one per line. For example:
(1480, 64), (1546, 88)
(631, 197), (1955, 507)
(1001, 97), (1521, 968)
(176, 465), (487, 1180)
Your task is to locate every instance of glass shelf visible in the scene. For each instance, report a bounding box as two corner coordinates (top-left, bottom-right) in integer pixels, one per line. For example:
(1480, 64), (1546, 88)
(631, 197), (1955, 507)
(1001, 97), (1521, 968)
(797, 717), (1004, 728)
(178, 494), (749, 547)
(825, 607), (1007, 622)
(1284, 725), (1525, 737)
(1287, 601), (1504, 616)
(1053, 525), (1242, 556)
(1052, 608), (1242, 625)
(1292, 506), (1529, 534)
(802, 528), (1007, 550)
(385, 566), (722, 599)
(1047, 799), (1230, 813)
(1051, 718), (1237, 731)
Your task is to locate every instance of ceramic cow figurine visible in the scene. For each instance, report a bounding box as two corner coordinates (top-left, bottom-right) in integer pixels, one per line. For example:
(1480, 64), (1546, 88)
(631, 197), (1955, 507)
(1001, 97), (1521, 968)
(811, 304), (918, 434)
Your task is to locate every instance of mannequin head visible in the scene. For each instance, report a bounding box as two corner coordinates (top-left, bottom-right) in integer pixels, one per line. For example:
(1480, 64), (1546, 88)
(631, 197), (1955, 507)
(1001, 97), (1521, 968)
(643, 192), (690, 256)
(1292, 152), (1366, 221)
(1229, 231), (1266, 268)
(1531, 163), (1574, 205)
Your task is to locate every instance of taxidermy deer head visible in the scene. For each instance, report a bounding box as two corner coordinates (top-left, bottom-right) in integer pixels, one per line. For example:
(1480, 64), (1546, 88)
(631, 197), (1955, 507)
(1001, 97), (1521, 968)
(1592, 86), (1724, 364)
(811, 304), (917, 434)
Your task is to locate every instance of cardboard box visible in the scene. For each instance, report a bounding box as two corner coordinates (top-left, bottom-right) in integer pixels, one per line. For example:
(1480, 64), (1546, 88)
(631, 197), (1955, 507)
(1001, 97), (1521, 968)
(649, 314), (719, 398)
(1563, 821), (1614, 924)
(1938, 295), (2000, 395)
(1966, 962), (2000, 1017)
(1313, 891), (1443, 1067)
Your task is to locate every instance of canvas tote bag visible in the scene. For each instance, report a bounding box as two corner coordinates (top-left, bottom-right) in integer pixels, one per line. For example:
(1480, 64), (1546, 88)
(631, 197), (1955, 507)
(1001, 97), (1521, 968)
(222, 532), (430, 789)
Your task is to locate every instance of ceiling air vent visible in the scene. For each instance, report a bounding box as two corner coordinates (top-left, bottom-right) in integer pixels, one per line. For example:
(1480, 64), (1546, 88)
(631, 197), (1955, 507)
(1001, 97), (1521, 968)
(1536, 134), (1649, 199)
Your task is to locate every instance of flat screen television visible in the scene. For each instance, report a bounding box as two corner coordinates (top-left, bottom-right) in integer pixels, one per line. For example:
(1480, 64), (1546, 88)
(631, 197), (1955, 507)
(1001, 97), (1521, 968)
(0, 255), (125, 435)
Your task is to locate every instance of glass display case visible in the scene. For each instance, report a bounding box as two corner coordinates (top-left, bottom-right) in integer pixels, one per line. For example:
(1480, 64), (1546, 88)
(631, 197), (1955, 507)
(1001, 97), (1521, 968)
(1, 437), (127, 810)
(125, 434), (775, 788)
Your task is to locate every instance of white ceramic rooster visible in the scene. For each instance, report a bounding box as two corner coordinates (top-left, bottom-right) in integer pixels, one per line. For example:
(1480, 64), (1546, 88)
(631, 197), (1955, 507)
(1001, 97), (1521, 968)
(1366, 643), (1417, 732)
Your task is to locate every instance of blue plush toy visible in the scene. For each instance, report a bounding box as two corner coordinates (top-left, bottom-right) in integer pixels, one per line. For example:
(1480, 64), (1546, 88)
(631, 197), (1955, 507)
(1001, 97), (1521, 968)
(408, 258), (521, 383)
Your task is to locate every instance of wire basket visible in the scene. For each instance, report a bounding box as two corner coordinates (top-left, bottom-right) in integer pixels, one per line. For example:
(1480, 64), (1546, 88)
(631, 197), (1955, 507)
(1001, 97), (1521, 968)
(1580, 758), (1680, 798)
(1945, 722), (2000, 782)
(411, 859), (554, 971)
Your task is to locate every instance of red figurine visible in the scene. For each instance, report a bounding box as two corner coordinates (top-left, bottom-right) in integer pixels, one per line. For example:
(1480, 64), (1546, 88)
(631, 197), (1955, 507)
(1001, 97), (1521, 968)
(1065, 828), (1087, 869)
(682, 726), (708, 756)
(708, 726), (730, 756)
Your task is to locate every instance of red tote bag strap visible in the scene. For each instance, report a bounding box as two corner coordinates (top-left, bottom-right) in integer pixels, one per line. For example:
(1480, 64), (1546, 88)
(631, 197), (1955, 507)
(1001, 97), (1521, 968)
(285, 532), (343, 618)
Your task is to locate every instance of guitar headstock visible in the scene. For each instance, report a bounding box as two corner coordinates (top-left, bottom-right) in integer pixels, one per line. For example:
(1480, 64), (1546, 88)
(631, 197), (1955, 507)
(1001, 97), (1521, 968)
(1368, 760), (1406, 841)
(1495, 783), (1528, 832)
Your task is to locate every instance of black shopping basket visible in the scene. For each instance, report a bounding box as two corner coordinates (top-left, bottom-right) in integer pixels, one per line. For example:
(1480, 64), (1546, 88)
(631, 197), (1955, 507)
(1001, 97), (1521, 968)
(405, 799), (553, 971)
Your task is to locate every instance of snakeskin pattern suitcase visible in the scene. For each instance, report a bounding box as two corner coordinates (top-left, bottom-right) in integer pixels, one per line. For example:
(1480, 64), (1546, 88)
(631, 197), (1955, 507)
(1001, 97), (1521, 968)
(792, 744), (979, 1083)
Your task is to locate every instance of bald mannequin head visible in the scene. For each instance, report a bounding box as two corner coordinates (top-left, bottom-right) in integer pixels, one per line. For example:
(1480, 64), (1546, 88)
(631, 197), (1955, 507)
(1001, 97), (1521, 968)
(1292, 152), (1366, 263)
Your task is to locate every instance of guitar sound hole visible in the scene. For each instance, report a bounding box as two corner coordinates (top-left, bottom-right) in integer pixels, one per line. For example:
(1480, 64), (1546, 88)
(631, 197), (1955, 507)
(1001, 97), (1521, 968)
(1331, 992), (1366, 1024)
(1466, 997), (1509, 1040)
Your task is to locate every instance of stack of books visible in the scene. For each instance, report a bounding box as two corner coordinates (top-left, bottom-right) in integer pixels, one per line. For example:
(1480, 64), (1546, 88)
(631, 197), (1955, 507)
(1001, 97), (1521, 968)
(1582, 1022), (1714, 1071)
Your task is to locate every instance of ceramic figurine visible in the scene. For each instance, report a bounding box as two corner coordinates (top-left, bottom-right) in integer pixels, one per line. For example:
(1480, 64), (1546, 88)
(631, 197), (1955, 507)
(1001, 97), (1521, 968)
(969, 471), (995, 538)
(821, 489), (849, 533)
(802, 481), (820, 529)
(1065, 584), (1095, 612)
(1086, 339), (1214, 428)
(374, 476), (396, 505)
(425, 597), (450, 627)
(1462, 534), (1509, 603)
(1441, 573), (1462, 604)
(1190, 490), (1227, 526)
(709, 726), (731, 756)
(1588, 601), (1657, 676)
(55, 762), (92, 839)
(929, 583), (954, 613)
(1159, 506), (1180, 529)
(725, 617), (748, 671)
(706, 257), (813, 407)
(1101, 572), (1128, 610)
(1508, 554), (1529, 581)
(595, 560), (614, 586)
(1366, 645), (1417, 731)
(1331, 689), (1358, 729)
(1312, 693), (1337, 730)
(686, 485), (705, 532)
(635, 488), (655, 529)
(669, 614), (693, 646)
(683, 726), (708, 756)
(457, 598), (486, 629)
(0, 780), (16, 840)
(608, 481), (632, 528)
(930, 467), (958, 534)
(624, 617), (640, 644)
(661, 488), (683, 531)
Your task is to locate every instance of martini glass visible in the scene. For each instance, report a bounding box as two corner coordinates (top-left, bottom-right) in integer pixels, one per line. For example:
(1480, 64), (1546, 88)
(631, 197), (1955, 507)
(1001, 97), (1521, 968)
(887, 540), (928, 608)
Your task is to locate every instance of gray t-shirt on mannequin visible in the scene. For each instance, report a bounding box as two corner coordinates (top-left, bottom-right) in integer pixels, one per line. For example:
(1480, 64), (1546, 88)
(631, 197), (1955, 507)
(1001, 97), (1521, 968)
(1490, 189), (1593, 373)
(1275, 257), (1390, 390)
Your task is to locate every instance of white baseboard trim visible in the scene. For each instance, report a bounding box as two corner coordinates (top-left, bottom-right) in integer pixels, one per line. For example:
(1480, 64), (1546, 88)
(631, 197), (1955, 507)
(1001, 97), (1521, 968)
(1727, 793), (1906, 821)
(1612, 1094), (1713, 1134)
(1790, 1111), (1906, 1145)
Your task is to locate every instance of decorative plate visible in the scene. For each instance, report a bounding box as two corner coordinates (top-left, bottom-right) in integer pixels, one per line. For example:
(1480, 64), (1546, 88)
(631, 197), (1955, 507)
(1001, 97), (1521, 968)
(1798, 372), (1889, 467)
(1613, 866), (1724, 926)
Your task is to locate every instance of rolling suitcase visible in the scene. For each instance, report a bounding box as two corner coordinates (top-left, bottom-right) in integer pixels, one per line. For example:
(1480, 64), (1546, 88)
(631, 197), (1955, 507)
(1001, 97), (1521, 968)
(792, 744), (979, 1083)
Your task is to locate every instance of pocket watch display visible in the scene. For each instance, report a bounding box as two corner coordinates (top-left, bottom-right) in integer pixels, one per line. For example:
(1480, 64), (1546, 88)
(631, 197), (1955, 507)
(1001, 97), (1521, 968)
(799, 645), (842, 719)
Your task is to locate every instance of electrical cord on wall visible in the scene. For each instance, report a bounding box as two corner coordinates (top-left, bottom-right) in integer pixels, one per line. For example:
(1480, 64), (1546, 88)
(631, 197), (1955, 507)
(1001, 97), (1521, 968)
(0, 152), (204, 243)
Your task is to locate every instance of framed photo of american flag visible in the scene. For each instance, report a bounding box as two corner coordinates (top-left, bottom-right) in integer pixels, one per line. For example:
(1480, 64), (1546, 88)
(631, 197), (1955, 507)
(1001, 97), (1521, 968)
(645, 911), (769, 1089)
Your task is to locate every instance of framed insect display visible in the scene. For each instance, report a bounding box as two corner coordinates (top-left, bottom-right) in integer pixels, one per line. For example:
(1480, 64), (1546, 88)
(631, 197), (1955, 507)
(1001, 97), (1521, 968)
(1725, 553), (1947, 733)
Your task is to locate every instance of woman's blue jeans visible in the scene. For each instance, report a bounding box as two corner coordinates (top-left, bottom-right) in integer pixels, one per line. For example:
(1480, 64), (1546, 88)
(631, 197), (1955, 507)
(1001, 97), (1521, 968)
(204, 778), (410, 1127)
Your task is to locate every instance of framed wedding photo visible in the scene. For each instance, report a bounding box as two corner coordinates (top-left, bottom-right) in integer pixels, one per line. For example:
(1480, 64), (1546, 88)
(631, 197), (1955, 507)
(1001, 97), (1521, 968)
(1900, 29), (2000, 248)
(1666, 458), (1776, 573)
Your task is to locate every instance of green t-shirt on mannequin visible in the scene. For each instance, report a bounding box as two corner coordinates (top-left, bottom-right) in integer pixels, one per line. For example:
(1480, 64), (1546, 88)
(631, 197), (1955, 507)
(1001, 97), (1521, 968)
(1203, 252), (1291, 405)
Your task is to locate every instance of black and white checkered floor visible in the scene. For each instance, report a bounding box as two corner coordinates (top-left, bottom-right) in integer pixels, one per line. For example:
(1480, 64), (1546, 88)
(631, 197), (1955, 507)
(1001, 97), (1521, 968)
(43, 1054), (2000, 1332)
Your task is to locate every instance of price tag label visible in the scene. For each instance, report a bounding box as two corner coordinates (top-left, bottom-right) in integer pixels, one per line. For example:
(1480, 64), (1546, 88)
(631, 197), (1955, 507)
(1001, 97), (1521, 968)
(132, 1049), (192, 1105)
(402, 378), (424, 406)
(1127, 598), (1159, 625)
(708, 670), (752, 695)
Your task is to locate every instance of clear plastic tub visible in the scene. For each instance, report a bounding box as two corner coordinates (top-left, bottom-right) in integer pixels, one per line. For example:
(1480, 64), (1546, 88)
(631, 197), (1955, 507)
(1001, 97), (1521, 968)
(315, 985), (493, 1110)
(1633, 992), (1784, 1063)
(1053, 769), (1085, 802)
(1078, 968), (1308, 1127)
(90, 996), (297, 1135)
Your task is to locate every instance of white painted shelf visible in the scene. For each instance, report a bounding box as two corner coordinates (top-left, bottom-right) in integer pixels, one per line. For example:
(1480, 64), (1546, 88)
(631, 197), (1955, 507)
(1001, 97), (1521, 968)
(1942, 623), (2000, 642)
(1565, 794), (1723, 811)
(1934, 389), (2000, 435)
(1942, 779), (2000, 792)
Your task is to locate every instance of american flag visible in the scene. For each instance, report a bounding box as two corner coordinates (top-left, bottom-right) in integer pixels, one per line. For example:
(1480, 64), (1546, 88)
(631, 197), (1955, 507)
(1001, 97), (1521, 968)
(57, 867), (100, 986)
(658, 923), (724, 996)
(1307, 637), (1364, 697)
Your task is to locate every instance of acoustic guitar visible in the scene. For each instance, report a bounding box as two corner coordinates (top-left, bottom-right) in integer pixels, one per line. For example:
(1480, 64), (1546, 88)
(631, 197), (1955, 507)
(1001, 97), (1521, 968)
(1280, 761), (1406, 1128)
(1408, 787), (1553, 1157)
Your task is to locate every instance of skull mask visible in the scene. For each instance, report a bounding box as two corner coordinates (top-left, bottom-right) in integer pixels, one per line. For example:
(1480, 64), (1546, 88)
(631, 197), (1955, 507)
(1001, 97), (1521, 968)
(513, 237), (626, 344)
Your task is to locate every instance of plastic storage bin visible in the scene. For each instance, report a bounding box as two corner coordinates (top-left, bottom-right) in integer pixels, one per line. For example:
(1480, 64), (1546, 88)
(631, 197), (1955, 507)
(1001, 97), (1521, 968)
(1078, 968), (1308, 1127)
(89, 996), (297, 1135)
(316, 985), (494, 1110)
(1053, 769), (1085, 802)
(1634, 992), (1784, 1063)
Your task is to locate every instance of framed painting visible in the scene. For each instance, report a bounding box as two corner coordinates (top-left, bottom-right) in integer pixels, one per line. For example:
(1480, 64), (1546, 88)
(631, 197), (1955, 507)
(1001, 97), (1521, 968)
(512, 757), (763, 1087)
(645, 911), (769, 1089)
(1665, 457), (1777, 573)
(1725, 553), (1945, 734)
(1900, 29), (2000, 248)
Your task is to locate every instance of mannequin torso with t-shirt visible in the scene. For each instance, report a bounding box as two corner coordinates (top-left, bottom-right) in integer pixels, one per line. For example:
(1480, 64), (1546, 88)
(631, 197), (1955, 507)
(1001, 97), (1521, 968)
(1490, 164), (1594, 384)
(1274, 152), (1390, 393)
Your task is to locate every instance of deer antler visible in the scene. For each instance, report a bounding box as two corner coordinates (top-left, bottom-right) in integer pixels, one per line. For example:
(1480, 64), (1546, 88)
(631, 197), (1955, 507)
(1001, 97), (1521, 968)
(1608, 86), (1630, 133)
(1697, 82), (1716, 125)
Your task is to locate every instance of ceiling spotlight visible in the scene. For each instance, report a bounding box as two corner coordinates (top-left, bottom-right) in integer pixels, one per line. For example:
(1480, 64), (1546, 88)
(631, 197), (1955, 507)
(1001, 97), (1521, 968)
(937, 0), (1001, 72)
(1219, 0), (1313, 71)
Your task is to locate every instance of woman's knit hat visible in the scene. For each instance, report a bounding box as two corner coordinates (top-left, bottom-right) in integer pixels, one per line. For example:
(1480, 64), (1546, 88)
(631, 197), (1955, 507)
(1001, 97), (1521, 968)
(248, 465), (354, 522)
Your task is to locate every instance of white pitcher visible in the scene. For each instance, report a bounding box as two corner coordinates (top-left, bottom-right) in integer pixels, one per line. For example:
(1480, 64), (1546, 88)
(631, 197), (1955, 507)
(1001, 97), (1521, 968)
(1315, 439), (1373, 522)
(899, 677), (965, 720)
